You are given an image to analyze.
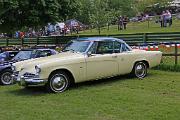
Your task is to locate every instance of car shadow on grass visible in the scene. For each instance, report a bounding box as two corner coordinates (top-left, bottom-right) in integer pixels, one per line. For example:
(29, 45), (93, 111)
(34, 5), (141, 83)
(70, 72), (155, 90)
(7, 86), (48, 96)
(7, 72), (155, 96)
(70, 74), (143, 90)
(7, 75), (131, 96)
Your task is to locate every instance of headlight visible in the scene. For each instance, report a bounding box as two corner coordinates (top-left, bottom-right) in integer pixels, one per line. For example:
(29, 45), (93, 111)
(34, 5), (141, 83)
(11, 65), (16, 71)
(35, 65), (41, 74)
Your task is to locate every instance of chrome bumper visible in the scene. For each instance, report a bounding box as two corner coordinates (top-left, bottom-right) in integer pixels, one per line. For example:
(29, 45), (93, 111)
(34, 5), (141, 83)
(12, 74), (47, 86)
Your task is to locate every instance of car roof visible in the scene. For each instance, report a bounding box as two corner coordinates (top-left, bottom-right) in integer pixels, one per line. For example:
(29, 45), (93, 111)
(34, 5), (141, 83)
(76, 37), (125, 42)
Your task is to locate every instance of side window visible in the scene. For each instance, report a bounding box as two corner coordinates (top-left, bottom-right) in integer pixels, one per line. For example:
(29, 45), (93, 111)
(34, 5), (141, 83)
(46, 51), (52, 56)
(114, 41), (121, 53)
(121, 43), (130, 52)
(9, 53), (16, 59)
(96, 41), (113, 54)
(88, 42), (98, 54)
(38, 50), (51, 57)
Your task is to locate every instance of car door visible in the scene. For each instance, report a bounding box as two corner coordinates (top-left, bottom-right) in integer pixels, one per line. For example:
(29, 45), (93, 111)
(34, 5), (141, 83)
(85, 41), (119, 80)
(114, 41), (134, 75)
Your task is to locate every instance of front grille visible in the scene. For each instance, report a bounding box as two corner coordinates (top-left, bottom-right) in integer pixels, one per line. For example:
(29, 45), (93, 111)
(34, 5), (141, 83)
(23, 73), (36, 78)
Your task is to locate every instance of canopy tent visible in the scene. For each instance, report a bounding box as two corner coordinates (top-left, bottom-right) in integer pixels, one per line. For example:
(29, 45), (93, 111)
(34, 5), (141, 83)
(65, 19), (85, 28)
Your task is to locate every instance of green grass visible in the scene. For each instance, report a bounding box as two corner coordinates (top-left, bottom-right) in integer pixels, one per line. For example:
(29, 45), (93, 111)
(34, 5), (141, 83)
(79, 19), (180, 35)
(0, 70), (180, 120)
(155, 64), (180, 72)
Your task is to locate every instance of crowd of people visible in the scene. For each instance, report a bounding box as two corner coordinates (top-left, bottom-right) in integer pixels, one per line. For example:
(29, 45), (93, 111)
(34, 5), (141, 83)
(159, 10), (172, 27)
(0, 20), (85, 38)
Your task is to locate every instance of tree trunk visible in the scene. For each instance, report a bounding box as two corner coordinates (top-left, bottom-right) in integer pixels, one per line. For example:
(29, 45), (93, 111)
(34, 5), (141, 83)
(107, 23), (110, 31)
(98, 26), (100, 35)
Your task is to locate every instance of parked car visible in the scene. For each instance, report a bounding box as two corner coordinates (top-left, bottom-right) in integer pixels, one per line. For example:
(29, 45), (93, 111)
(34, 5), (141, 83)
(0, 51), (19, 62)
(13, 37), (162, 93)
(0, 49), (58, 85)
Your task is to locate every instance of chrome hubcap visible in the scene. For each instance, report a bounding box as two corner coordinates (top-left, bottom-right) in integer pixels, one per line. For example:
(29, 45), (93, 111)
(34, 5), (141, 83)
(51, 74), (67, 91)
(135, 63), (146, 78)
(1, 72), (12, 85)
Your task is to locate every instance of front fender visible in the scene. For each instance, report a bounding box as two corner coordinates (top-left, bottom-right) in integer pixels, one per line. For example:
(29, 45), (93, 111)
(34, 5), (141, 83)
(0, 64), (12, 74)
(39, 65), (84, 83)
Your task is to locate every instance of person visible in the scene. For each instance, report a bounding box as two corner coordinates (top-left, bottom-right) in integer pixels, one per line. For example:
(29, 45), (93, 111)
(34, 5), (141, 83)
(159, 14), (164, 27)
(166, 10), (172, 27)
(19, 31), (25, 39)
(123, 16), (128, 30)
(162, 11), (167, 27)
(118, 16), (123, 30)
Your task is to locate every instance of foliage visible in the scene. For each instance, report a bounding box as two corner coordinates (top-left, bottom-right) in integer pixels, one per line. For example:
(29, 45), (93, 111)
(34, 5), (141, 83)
(154, 64), (180, 72)
(133, 0), (173, 14)
(0, 0), (174, 33)
(0, 0), (56, 32)
(77, 0), (135, 34)
(0, 0), (79, 32)
(89, 0), (109, 34)
(58, 0), (81, 21)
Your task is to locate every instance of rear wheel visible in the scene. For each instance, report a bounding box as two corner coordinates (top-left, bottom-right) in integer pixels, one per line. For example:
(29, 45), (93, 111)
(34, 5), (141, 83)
(46, 71), (71, 93)
(0, 69), (13, 85)
(132, 62), (147, 79)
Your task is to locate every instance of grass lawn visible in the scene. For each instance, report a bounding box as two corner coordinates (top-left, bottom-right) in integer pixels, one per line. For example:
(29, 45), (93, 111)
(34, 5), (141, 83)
(78, 19), (180, 35)
(0, 70), (180, 120)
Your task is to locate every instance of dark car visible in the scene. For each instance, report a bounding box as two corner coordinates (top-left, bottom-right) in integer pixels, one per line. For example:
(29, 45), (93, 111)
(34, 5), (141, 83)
(0, 48), (58, 85)
(0, 51), (19, 62)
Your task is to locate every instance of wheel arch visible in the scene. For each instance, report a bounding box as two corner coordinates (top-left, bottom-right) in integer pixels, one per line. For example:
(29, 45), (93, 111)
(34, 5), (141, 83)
(134, 60), (149, 68)
(0, 67), (12, 74)
(48, 68), (75, 84)
(131, 60), (149, 73)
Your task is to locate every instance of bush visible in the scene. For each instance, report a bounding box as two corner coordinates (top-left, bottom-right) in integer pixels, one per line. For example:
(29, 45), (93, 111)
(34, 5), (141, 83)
(154, 64), (180, 72)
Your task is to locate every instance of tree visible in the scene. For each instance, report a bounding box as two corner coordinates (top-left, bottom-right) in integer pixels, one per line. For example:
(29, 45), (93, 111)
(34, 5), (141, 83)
(58, 0), (81, 21)
(89, 0), (110, 35)
(1, 0), (173, 34)
(76, 0), (94, 25)
(77, 0), (135, 34)
(0, 0), (60, 33)
(0, 0), (80, 33)
(133, 0), (173, 14)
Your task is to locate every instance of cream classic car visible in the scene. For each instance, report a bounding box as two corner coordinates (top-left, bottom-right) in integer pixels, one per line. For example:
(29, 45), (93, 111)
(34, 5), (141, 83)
(12, 37), (162, 93)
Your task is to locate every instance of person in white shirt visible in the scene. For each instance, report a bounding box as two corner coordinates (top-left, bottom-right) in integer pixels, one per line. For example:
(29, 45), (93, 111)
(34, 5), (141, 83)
(166, 10), (172, 26)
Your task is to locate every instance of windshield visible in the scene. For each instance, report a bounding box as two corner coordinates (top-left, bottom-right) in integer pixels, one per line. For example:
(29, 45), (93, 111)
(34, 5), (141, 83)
(13, 51), (34, 60)
(0, 52), (7, 58)
(63, 41), (91, 53)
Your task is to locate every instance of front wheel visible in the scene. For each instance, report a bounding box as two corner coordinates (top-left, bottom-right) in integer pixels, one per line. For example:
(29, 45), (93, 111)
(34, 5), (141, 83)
(46, 71), (70, 93)
(0, 69), (13, 85)
(132, 62), (147, 79)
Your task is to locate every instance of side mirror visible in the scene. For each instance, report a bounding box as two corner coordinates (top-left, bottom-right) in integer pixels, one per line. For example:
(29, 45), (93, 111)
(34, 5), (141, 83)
(46, 53), (51, 56)
(87, 51), (96, 57)
(87, 51), (92, 57)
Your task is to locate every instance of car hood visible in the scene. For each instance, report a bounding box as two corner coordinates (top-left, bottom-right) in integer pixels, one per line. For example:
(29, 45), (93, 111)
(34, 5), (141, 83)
(132, 49), (146, 52)
(13, 52), (84, 72)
